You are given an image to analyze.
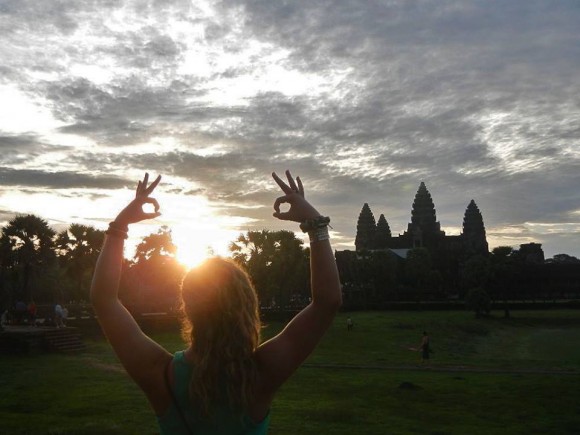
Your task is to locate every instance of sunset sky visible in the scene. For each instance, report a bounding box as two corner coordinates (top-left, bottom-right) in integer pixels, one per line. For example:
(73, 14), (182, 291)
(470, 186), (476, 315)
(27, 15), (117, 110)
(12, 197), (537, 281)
(1, 0), (579, 265)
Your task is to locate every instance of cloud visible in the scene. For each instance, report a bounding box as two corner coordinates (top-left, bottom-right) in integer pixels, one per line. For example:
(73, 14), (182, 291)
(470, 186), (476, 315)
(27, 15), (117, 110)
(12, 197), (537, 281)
(0, 0), (578, 258)
(0, 167), (130, 190)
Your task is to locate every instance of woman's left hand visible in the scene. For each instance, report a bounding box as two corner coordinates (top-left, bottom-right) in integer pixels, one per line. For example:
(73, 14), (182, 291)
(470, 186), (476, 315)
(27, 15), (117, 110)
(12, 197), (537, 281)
(114, 173), (162, 227)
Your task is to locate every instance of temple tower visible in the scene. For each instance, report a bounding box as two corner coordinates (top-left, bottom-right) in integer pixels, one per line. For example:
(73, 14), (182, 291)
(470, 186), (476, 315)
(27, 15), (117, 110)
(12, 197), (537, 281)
(375, 214), (392, 249)
(355, 203), (376, 251)
(405, 182), (444, 248)
(462, 199), (489, 255)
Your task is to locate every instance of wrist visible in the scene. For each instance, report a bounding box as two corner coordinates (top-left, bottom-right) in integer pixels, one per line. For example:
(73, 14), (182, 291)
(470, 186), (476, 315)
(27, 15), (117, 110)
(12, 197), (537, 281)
(106, 221), (129, 239)
(299, 216), (330, 233)
(307, 226), (330, 244)
(110, 219), (129, 232)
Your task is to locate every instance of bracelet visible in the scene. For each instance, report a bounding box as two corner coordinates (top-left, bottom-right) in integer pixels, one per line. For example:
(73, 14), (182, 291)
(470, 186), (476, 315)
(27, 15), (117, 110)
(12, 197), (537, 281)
(300, 216), (331, 233)
(105, 222), (128, 239)
(308, 226), (330, 243)
(109, 221), (129, 232)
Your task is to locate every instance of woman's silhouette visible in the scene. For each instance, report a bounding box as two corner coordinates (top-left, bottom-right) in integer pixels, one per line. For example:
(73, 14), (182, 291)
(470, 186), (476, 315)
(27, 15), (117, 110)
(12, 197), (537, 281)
(90, 170), (342, 434)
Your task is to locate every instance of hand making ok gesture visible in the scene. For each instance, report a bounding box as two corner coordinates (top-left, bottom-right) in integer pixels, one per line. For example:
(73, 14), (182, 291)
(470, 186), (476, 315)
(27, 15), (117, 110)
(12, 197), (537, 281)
(114, 173), (162, 227)
(272, 170), (321, 223)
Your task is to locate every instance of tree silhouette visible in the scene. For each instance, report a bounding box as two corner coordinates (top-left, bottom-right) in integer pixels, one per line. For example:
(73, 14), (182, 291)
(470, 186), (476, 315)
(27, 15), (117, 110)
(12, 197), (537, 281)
(56, 224), (105, 300)
(129, 226), (184, 313)
(230, 230), (308, 309)
(489, 246), (516, 317)
(0, 214), (56, 302)
(405, 248), (432, 297)
(461, 255), (491, 293)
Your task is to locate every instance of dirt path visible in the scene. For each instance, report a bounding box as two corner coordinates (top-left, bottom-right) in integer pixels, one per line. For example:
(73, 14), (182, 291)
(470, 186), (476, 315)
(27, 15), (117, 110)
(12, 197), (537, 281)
(302, 362), (580, 375)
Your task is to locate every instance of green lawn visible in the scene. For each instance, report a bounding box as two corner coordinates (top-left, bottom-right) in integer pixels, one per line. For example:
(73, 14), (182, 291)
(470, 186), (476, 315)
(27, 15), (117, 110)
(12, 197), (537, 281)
(1, 310), (580, 434)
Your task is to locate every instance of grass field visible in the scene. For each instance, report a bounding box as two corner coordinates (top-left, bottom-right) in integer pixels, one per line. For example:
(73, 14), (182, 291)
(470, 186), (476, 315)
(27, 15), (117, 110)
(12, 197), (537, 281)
(2, 310), (580, 434)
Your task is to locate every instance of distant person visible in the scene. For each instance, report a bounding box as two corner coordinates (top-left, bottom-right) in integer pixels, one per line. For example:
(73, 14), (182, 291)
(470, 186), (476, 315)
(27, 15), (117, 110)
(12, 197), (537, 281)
(1, 309), (8, 327)
(346, 316), (354, 331)
(419, 331), (431, 364)
(91, 171), (341, 434)
(54, 303), (65, 328)
(14, 301), (27, 324)
(27, 301), (37, 326)
(62, 306), (69, 326)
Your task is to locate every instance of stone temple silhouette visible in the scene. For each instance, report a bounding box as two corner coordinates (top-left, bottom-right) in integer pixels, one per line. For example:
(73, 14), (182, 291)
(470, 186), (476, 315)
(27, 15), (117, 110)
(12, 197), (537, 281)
(354, 182), (488, 256)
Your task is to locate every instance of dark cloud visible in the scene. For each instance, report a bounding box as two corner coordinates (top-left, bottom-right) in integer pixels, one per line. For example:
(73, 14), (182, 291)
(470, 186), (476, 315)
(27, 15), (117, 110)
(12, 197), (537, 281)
(0, 167), (130, 190)
(0, 0), (579, 258)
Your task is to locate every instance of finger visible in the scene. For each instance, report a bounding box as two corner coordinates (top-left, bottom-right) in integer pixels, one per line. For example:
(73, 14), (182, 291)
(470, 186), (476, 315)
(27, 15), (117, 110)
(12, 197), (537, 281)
(273, 211), (292, 220)
(143, 172), (149, 188)
(136, 180), (142, 198)
(143, 197), (161, 212)
(273, 196), (288, 214)
(143, 211), (162, 219)
(145, 175), (161, 195)
(272, 172), (292, 194)
(286, 170), (298, 192)
(296, 176), (304, 196)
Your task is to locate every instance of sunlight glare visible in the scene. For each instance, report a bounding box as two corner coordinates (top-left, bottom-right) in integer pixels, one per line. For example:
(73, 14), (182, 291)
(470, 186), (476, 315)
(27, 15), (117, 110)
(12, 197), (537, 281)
(171, 224), (236, 269)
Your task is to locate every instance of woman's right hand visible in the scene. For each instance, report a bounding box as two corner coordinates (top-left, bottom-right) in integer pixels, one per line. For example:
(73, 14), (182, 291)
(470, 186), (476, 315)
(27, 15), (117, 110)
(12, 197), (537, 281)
(113, 173), (162, 227)
(272, 170), (321, 223)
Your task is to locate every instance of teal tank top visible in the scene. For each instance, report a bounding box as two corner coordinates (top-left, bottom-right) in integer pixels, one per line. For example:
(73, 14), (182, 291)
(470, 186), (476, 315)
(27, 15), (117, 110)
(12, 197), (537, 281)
(157, 351), (270, 435)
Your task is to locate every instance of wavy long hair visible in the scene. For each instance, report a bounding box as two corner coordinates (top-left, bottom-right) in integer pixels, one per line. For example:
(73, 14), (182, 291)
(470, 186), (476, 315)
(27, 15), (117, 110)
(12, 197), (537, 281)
(179, 257), (261, 416)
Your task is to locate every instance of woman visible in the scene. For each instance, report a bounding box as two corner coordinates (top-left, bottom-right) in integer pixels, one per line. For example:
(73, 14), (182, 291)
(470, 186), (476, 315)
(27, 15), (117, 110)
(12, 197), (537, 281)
(90, 170), (342, 434)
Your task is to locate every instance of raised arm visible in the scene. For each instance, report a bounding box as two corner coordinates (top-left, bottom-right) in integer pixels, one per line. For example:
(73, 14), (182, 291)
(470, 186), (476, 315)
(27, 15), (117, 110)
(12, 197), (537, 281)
(255, 170), (342, 395)
(90, 174), (171, 391)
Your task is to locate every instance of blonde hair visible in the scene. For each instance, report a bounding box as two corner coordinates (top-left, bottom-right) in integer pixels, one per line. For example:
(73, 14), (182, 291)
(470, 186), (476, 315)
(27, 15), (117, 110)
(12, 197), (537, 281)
(180, 257), (261, 416)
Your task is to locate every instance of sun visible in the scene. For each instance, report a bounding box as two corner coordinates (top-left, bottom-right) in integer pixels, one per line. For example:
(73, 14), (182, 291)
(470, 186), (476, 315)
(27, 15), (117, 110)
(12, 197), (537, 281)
(175, 243), (213, 268)
(171, 224), (235, 269)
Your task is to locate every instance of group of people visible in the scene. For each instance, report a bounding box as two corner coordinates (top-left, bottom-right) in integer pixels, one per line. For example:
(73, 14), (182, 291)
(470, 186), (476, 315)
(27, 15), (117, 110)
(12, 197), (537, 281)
(1, 301), (37, 326)
(0, 301), (67, 328)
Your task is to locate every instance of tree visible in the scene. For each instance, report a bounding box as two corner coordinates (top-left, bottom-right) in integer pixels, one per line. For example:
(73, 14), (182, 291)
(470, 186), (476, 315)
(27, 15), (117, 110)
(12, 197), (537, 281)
(547, 254), (580, 264)
(230, 230), (274, 302)
(0, 214), (56, 302)
(230, 230), (309, 309)
(461, 255), (491, 293)
(127, 227), (185, 313)
(405, 248), (432, 299)
(134, 226), (177, 263)
(367, 250), (399, 305)
(56, 224), (105, 301)
(489, 246), (517, 317)
(465, 287), (491, 318)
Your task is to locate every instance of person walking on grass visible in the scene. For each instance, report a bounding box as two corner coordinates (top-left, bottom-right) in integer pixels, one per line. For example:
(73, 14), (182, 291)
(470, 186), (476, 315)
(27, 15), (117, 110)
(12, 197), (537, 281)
(90, 171), (342, 434)
(419, 331), (431, 364)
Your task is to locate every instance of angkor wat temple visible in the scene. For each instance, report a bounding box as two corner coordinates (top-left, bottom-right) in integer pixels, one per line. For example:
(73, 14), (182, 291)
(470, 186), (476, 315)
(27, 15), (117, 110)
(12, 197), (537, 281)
(353, 182), (488, 257)
(335, 182), (580, 308)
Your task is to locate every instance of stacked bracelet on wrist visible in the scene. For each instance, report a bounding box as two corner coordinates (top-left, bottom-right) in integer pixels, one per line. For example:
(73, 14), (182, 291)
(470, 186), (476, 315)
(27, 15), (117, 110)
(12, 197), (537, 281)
(308, 226), (330, 243)
(300, 216), (331, 244)
(105, 221), (129, 239)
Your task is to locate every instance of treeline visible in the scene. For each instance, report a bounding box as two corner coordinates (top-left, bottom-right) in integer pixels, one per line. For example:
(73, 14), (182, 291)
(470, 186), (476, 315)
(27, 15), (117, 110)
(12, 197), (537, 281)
(2, 213), (579, 316)
(336, 246), (580, 315)
(0, 214), (311, 314)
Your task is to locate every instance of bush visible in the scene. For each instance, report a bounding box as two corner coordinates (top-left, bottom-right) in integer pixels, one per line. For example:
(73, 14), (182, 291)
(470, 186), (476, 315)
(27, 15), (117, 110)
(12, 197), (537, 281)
(465, 287), (491, 318)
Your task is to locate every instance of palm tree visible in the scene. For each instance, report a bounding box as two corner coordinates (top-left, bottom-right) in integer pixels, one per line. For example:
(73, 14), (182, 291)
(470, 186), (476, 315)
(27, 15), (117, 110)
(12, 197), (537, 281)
(129, 227), (184, 313)
(230, 230), (308, 309)
(0, 214), (56, 302)
(56, 224), (105, 299)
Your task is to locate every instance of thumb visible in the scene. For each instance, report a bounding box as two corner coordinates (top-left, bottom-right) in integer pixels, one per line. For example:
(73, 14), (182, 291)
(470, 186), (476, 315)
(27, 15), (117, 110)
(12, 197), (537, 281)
(143, 211), (162, 219)
(273, 211), (292, 221)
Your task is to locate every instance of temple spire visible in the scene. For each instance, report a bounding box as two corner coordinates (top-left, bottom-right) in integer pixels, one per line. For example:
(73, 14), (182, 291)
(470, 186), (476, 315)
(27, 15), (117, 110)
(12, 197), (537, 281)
(355, 203), (376, 251)
(375, 214), (391, 249)
(411, 182), (437, 229)
(462, 199), (489, 254)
